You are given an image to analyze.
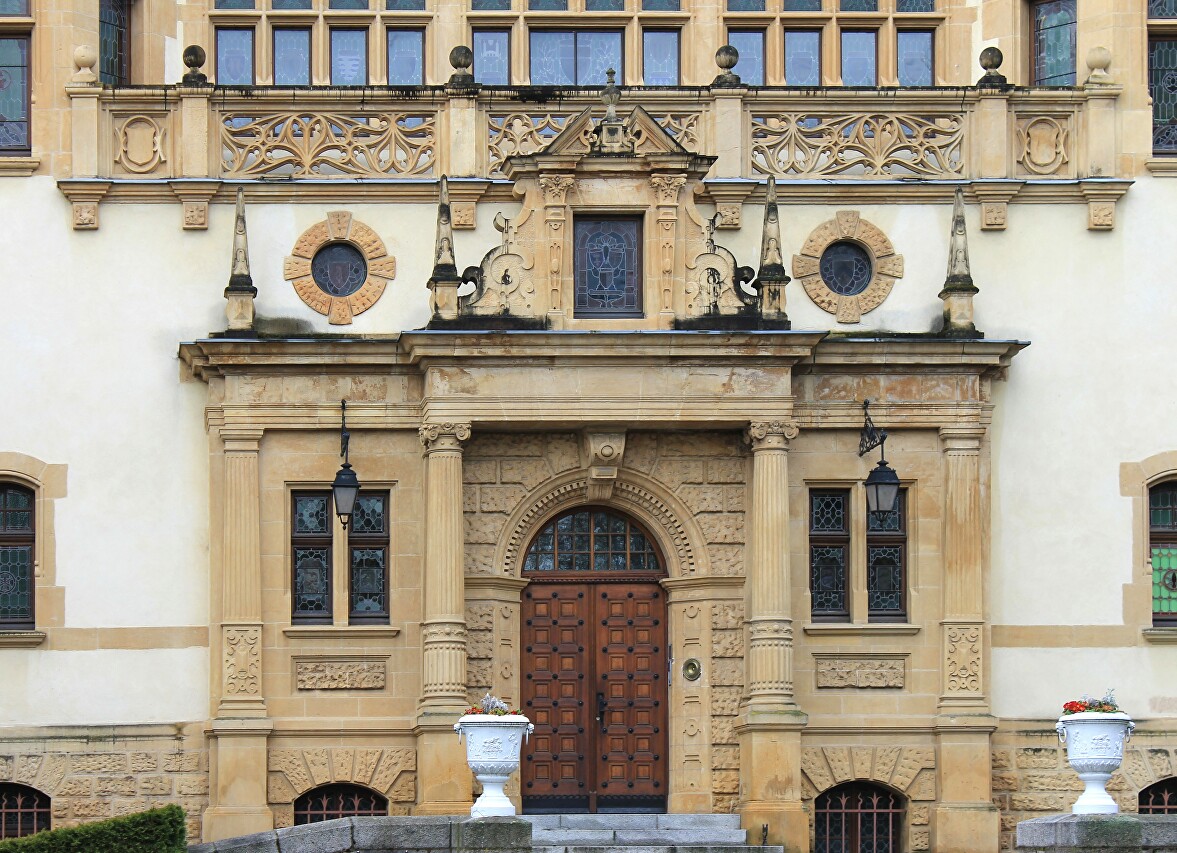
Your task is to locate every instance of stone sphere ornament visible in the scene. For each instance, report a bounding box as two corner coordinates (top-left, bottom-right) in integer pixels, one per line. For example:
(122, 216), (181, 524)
(715, 45), (739, 72)
(449, 45), (474, 72)
(979, 46), (1003, 72)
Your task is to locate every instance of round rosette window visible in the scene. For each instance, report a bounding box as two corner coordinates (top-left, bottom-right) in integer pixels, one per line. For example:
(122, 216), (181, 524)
(285, 211), (396, 325)
(792, 211), (904, 324)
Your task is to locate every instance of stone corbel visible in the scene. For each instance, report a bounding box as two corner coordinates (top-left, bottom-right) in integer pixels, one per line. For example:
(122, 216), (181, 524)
(169, 179), (222, 230)
(57, 179), (112, 230)
(582, 430), (627, 501)
(446, 179), (492, 230)
(1079, 180), (1132, 232)
(702, 182), (756, 229)
(968, 181), (1023, 232)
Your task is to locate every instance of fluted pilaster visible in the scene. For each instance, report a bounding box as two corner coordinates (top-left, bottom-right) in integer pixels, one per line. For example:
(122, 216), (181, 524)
(745, 420), (799, 704)
(420, 422), (471, 708)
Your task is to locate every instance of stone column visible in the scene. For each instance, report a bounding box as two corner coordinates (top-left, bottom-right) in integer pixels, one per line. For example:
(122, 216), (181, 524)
(415, 421), (475, 815)
(650, 174), (686, 330)
(934, 425), (999, 853)
(205, 428), (274, 842)
(736, 421), (808, 851)
(538, 176), (575, 329)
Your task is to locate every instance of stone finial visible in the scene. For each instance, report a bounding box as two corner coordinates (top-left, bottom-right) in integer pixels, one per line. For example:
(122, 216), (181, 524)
(427, 176), (461, 320)
(753, 177), (790, 322)
(448, 45), (475, 85)
(1085, 46), (1113, 86)
(937, 187), (981, 338)
(225, 187), (257, 333)
(589, 69), (634, 155)
(71, 45), (98, 85)
(182, 45), (209, 86)
(713, 45), (741, 87)
(976, 46), (1007, 88)
(602, 67), (620, 122)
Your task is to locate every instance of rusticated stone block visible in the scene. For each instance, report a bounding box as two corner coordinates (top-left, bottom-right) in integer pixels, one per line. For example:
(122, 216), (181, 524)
(71, 754), (127, 774)
(466, 631), (493, 659)
(1148, 748), (1174, 779)
(465, 513), (507, 545)
(464, 460), (498, 484)
(992, 772), (1019, 792)
(1016, 748), (1060, 769)
(710, 687), (740, 716)
(706, 458), (747, 484)
(38, 755), (69, 792)
(500, 459), (552, 491)
(1011, 793), (1071, 811)
(479, 485), (527, 514)
(651, 459), (704, 488)
(15, 755), (42, 784)
(112, 798), (147, 817)
(712, 769), (739, 794)
(467, 604), (495, 630)
(675, 485), (725, 513)
(710, 715), (736, 745)
(72, 799), (112, 818)
(0, 757), (12, 781)
(462, 486), (478, 514)
(711, 603), (743, 630)
(873, 746), (900, 782)
(546, 434), (580, 473)
(139, 775), (172, 795)
(711, 745), (739, 769)
(95, 775), (136, 796)
(710, 658), (742, 686)
(129, 752), (157, 773)
(1023, 771), (1084, 792)
(709, 544), (743, 576)
(56, 778), (93, 797)
(176, 775), (209, 796)
(162, 752), (201, 773)
(711, 629), (742, 658)
(697, 513), (744, 544)
(910, 827), (930, 851)
(992, 749), (1013, 770)
(910, 804), (930, 825)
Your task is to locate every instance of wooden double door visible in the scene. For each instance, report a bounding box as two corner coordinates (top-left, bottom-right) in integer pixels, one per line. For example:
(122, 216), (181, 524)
(520, 579), (669, 813)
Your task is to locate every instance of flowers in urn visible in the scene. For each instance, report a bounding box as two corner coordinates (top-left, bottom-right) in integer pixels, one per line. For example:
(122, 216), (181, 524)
(1061, 690), (1120, 715)
(464, 693), (523, 717)
(455, 694), (533, 818)
(1056, 689), (1134, 815)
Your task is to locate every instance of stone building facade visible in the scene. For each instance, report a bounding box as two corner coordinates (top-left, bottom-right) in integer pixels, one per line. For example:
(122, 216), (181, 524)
(1, 1), (1177, 852)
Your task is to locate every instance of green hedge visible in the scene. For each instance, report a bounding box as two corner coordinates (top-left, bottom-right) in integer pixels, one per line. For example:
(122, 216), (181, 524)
(0, 804), (186, 853)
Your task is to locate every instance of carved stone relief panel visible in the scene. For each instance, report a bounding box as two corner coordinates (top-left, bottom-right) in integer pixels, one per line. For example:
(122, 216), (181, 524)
(223, 625), (261, 697)
(814, 654), (906, 689)
(284, 211), (395, 324)
(113, 114), (170, 176)
(1016, 115), (1072, 177)
(792, 211), (904, 323)
(294, 657), (388, 690)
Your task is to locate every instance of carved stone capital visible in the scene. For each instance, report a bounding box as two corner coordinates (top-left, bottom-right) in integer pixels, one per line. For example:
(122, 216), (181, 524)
(649, 174), (686, 206)
(419, 422), (472, 451)
(939, 425), (985, 453)
(582, 430), (626, 501)
(220, 428), (264, 453)
(538, 175), (576, 206)
(747, 420), (799, 449)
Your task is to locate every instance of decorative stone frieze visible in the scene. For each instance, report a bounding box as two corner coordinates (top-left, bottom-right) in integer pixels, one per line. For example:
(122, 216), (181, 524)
(294, 658), (387, 690)
(814, 655), (906, 688)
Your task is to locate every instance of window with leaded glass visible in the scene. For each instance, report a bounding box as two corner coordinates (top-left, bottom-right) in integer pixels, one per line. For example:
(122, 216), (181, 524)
(0, 784), (49, 839)
(1150, 482), (1177, 626)
(810, 490), (850, 620)
(573, 217), (643, 317)
(0, 1), (29, 14)
(1152, 0), (1177, 17)
(349, 492), (389, 624)
(1150, 40), (1177, 154)
(841, 30), (877, 86)
(0, 486), (34, 631)
(529, 30), (622, 86)
(643, 30), (679, 85)
(727, 29), (765, 86)
(216, 29), (255, 85)
(867, 489), (906, 621)
(474, 30), (510, 84)
(331, 29), (367, 85)
(292, 492), (333, 623)
(294, 784), (387, 824)
(0, 37), (29, 155)
(522, 509), (663, 575)
(1031, 0), (1076, 86)
(388, 28), (424, 84)
(897, 30), (933, 86)
(274, 27), (312, 85)
(99, 0), (131, 85)
(785, 30), (820, 86)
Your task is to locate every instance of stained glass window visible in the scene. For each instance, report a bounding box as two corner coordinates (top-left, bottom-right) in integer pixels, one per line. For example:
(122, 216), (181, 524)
(1032, 0), (1076, 86)
(331, 29), (368, 85)
(331, 0), (369, 7)
(272, 0), (313, 8)
(820, 241), (872, 296)
(783, 0), (821, 10)
(216, 29), (255, 85)
(295, 785), (387, 824)
(841, 30), (876, 86)
(727, 29), (764, 86)
(0, 0), (28, 13)
(728, 0), (765, 12)
(386, 0), (427, 10)
(1151, 0), (1177, 17)
(0, 486), (33, 629)
(529, 0), (568, 11)
(522, 510), (662, 574)
(312, 243), (368, 296)
(839, 0), (877, 9)
(530, 31), (622, 86)
(349, 493), (389, 623)
(387, 28), (424, 84)
(293, 493), (332, 622)
(785, 30), (820, 86)
(642, 0), (679, 10)
(815, 783), (904, 852)
(0, 38), (29, 154)
(574, 218), (642, 316)
(867, 489), (905, 620)
(0, 785), (50, 839)
(897, 30), (932, 85)
(274, 28), (312, 85)
(474, 30), (510, 84)
(215, 0), (255, 8)
(810, 490), (849, 620)
(473, 0), (512, 9)
(99, 0), (131, 85)
(643, 30), (679, 85)
(586, 0), (624, 11)
(1150, 483), (1177, 625)
(1150, 40), (1177, 153)
(896, 0), (934, 10)
(577, 32), (622, 85)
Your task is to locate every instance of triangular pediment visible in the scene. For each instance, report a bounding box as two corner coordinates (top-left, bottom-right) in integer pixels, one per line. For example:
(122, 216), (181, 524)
(537, 106), (692, 158)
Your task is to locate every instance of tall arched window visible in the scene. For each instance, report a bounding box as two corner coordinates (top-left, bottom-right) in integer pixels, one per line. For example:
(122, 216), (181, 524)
(0, 485), (35, 631)
(1150, 482), (1177, 626)
(0, 783), (50, 839)
(293, 783), (387, 825)
(814, 781), (904, 853)
(1140, 777), (1177, 814)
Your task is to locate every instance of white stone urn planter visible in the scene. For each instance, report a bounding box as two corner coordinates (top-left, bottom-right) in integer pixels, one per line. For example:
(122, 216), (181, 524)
(454, 714), (534, 818)
(1055, 711), (1135, 814)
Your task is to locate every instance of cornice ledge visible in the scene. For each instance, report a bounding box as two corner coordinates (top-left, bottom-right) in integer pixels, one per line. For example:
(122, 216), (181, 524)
(0, 631), (46, 648)
(282, 626), (401, 640)
(0, 156), (40, 177)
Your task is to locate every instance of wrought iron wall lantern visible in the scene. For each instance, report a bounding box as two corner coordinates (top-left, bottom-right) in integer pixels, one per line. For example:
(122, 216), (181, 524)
(858, 400), (901, 515)
(331, 399), (361, 529)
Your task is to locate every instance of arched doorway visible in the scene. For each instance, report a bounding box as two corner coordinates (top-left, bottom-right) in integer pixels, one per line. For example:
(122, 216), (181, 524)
(814, 781), (905, 852)
(520, 507), (669, 814)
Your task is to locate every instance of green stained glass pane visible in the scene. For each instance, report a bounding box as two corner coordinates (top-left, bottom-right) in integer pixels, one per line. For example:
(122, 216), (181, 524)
(1153, 546), (1177, 621)
(295, 496), (329, 534)
(0, 546), (32, 622)
(1032, 0), (1076, 85)
(1151, 0), (1177, 17)
(0, 0), (28, 12)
